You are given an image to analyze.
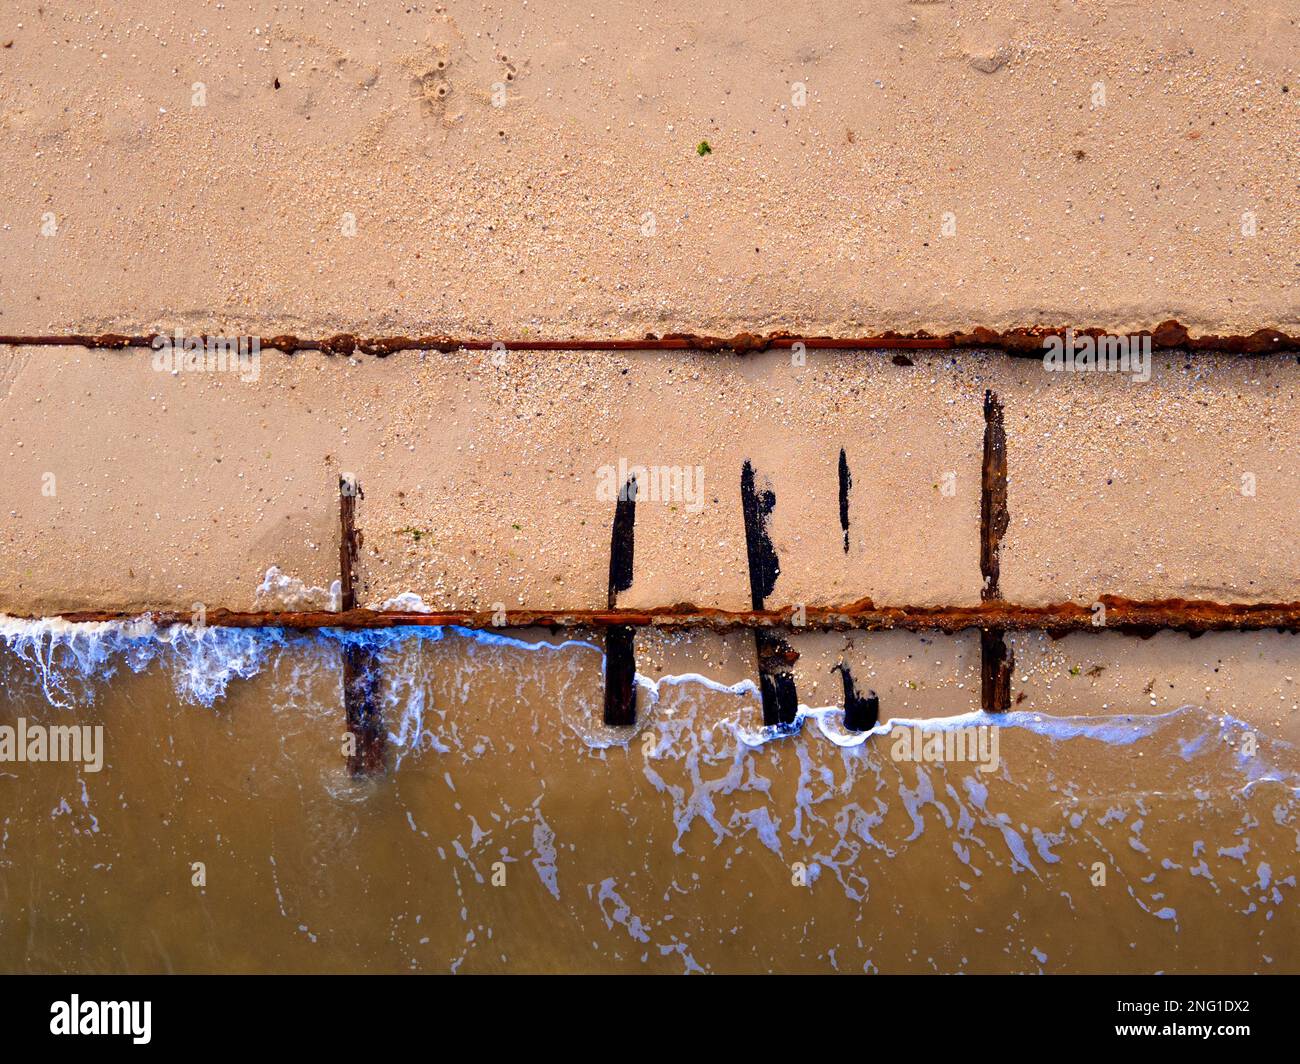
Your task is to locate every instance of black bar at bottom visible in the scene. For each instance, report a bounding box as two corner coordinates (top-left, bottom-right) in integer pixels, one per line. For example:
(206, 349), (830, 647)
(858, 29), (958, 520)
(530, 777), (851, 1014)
(3, 973), (1290, 1049)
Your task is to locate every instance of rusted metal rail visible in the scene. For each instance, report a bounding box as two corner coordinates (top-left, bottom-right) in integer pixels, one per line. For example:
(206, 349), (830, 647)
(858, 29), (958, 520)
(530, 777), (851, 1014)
(36, 599), (1300, 634)
(1, 320), (1296, 356)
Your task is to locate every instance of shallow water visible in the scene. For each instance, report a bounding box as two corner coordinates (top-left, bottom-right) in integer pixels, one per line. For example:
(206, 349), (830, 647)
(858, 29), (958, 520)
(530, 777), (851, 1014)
(0, 620), (1295, 973)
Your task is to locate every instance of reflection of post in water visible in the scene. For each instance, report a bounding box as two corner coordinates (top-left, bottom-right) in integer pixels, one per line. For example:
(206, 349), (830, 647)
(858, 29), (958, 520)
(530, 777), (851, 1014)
(603, 474), (638, 726)
(740, 461), (798, 728)
(339, 474), (384, 774)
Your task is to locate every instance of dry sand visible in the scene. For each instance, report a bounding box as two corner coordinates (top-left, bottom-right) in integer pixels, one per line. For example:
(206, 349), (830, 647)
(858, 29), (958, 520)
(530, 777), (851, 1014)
(1, 2), (1296, 615)
(0, 1), (1295, 339)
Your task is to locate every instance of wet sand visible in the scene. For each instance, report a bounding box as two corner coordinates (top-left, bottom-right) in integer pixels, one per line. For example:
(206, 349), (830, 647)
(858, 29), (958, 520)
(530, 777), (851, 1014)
(2, 347), (1298, 615)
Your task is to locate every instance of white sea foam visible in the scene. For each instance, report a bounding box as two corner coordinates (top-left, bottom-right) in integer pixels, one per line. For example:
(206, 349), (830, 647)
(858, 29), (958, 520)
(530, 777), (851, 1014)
(255, 566), (340, 611)
(0, 614), (284, 708)
(1, 613), (1290, 773)
(379, 592), (434, 612)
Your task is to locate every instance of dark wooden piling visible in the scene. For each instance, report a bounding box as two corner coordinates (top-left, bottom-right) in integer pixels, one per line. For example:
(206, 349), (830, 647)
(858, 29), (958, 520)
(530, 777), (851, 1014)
(338, 474), (362, 612)
(980, 628), (1013, 713)
(979, 392), (1013, 713)
(838, 448), (852, 553)
(602, 475), (639, 726)
(740, 461), (799, 727)
(602, 626), (637, 726)
(339, 474), (385, 773)
(835, 663), (879, 732)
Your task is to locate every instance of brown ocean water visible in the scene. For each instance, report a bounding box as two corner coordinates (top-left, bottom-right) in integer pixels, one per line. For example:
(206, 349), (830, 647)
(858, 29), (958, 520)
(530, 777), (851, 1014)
(0, 621), (1295, 973)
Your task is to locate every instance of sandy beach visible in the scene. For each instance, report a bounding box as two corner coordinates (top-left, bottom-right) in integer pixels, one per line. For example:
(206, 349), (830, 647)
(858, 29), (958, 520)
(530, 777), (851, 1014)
(0, 0), (1295, 340)
(2, 346), (1297, 616)
(0, 1), (1297, 983)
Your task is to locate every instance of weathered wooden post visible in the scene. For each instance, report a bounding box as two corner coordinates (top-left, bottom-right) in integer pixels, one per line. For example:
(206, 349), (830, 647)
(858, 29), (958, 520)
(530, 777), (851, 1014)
(740, 461), (799, 727)
(980, 392), (1013, 713)
(835, 662), (879, 732)
(602, 474), (638, 726)
(339, 473), (385, 773)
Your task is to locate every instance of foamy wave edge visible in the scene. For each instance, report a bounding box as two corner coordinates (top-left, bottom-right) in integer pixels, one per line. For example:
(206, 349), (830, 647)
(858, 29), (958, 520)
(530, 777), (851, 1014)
(0, 616), (1294, 791)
